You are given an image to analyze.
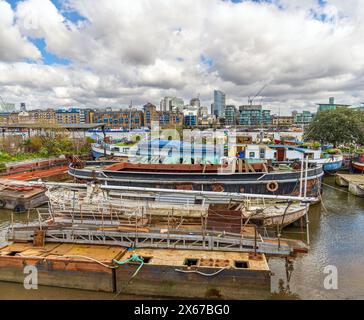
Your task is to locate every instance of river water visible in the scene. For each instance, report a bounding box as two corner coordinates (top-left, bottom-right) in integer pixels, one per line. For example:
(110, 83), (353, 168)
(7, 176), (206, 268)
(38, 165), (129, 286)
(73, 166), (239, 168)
(0, 176), (363, 300)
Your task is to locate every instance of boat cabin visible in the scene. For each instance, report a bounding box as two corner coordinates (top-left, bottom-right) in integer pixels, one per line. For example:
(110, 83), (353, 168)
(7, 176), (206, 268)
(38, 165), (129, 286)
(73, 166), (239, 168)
(269, 145), (321, 162)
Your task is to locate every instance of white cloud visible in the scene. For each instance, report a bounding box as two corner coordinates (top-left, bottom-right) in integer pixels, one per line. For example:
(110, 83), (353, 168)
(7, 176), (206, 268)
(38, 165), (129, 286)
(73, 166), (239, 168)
(0, 0), (40, 61)
(0, 0), (364, 114)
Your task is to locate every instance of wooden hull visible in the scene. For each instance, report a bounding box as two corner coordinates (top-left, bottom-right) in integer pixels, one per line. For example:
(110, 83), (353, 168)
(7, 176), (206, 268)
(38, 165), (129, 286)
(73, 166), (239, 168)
(207, 205), (307, 231)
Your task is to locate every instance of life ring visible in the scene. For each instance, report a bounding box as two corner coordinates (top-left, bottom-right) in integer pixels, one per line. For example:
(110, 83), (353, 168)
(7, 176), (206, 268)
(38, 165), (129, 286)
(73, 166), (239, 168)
(212, 184), (224, 192)
(0, 198), (5, 208)
(267, 181), (279, 193)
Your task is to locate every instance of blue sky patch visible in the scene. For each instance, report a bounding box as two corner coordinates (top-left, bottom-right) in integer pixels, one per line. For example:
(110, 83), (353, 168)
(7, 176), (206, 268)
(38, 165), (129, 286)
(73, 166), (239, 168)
(29, 38), (71, 65)
(200, 54), (214, 67)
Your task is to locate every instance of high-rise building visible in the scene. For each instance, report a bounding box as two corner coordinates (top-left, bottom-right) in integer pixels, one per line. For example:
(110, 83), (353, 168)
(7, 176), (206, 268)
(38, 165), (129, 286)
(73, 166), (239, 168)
(190, 97), (201, 109)
(262, 110), (272, 125)
(238, 105), (272, 126)
(170, 97), (184, 112)
(294, 111), (315, 125)
(160, 96), (185, 112)
(20, 103), (26, 112)
(238, 105), (262, 126)
(160, 97), (173, 112)
(317, 97), (350, 112)
(224, 105), (237, 125)
(213, 90), (226, 118)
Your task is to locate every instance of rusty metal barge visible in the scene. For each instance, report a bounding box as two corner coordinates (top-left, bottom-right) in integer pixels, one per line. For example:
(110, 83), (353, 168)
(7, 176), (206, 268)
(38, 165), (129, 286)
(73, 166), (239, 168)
(0, 242), (271, 299)
(68, 159), (324, 197)
(0, 182), (47, 212)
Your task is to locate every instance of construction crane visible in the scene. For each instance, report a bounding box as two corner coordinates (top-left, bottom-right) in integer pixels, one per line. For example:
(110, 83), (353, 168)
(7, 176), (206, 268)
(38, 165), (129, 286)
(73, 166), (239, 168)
(0, 96), (7, 111)
(247, 84), (268, 106)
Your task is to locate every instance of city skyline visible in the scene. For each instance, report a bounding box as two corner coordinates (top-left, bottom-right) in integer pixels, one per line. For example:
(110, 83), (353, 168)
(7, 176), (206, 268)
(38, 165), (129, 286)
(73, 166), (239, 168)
(1, 0), (364, 114)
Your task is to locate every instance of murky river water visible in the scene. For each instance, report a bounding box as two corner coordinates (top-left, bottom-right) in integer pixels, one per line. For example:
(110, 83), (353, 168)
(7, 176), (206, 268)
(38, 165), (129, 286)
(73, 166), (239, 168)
(0, 176), (363, 300)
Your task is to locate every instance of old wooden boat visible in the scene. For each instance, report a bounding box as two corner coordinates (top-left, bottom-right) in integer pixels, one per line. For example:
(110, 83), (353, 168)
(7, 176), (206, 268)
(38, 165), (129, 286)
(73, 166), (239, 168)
(45, 186), (309, 229)
(68, 159), (324, 197)
(208, 202), (308, 230)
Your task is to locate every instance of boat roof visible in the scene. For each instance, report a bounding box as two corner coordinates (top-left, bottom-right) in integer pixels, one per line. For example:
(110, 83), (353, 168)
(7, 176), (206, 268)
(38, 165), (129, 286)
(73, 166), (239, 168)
(138, 139), (218, 150)
(269, 145), (319, 154)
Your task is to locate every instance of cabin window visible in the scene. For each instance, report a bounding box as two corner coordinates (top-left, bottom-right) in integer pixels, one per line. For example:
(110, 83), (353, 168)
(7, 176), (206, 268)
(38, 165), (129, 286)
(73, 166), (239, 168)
(249, 152), (255, 158)
(259, 148), (265, 159)
(234, 260), (249, 269)
(184, 258), (199, 267)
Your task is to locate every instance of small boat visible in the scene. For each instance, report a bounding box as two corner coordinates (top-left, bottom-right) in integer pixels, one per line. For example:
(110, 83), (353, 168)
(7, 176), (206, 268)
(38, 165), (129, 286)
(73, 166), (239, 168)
(269, 145), (343, 172)
(351, 155), (364, 173)
(208, 201), (308, 230)
(310, 154), (343, 172)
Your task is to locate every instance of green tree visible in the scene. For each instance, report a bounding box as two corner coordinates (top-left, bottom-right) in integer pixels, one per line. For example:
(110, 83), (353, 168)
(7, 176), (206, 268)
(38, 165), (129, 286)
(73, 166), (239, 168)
(305, 108), (364, 146)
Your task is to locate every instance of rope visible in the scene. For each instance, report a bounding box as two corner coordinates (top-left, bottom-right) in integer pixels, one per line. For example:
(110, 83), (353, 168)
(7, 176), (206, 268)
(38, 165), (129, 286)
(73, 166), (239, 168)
(112, 253), (145, 299)
(321, 181), (352, 194)
(13, 253), (117, 269)
(113, 254), (144, 278)
(63, 255), (117, 269)
(318, 186), (329, 214)
(174, 267), (228, 277)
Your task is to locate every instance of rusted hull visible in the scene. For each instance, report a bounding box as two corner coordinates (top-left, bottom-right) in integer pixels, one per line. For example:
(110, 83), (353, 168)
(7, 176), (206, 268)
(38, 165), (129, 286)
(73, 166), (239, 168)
(116, 264), (271, 300)
(69, 162), (324, 197)
(0, 256), (115, 292)
(0, 189), (48, 211)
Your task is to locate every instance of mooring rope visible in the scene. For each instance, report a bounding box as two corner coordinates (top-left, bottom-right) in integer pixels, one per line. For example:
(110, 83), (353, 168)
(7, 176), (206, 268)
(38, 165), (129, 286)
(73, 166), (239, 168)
(112, 254), (145, 278)
(321, 181), (352, 194)
(63, 255), (118, 269)
(174, 267), (228, 277)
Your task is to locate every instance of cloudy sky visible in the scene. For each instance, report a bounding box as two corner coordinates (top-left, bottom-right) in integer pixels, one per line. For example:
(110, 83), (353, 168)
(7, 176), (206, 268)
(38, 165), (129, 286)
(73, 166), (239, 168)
(0, 0), (364, 114)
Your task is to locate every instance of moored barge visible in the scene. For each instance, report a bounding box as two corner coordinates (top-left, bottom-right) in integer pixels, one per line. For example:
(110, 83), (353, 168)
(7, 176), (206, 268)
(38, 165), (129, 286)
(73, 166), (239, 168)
(68, 160), (324, 197)
(0, 242), (271, 299)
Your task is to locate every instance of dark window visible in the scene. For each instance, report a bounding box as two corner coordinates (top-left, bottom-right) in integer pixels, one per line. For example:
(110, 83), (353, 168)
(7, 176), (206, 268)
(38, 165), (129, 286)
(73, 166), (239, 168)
(234, 261), (249, 269)
(142, 256), (152, 263)
(184, 258), (199, 267)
